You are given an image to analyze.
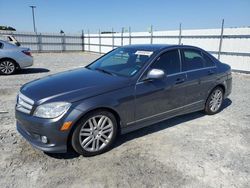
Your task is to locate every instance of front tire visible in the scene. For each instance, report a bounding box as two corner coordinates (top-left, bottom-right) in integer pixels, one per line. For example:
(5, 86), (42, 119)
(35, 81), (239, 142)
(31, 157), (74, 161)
(71, 110), (118, 157)
(204, 87), (224, 115)
(0, 59), (17, 75)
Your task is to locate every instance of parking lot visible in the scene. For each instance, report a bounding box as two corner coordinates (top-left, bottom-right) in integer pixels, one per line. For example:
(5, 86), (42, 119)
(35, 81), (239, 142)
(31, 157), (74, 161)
(0, 52), (249, 188)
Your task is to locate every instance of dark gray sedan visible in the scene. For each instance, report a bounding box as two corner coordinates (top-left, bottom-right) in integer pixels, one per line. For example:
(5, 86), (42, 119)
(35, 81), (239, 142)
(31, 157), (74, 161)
(15, 44), (232, 156)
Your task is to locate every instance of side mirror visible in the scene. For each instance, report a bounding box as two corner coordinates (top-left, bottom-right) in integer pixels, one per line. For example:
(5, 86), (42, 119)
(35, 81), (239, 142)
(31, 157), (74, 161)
(145, 69), (165, 81)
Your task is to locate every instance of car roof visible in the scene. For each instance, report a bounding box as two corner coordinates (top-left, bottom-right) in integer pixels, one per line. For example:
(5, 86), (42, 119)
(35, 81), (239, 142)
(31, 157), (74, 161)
(122, 44), (202, 52)
(122, 44), (172, 51)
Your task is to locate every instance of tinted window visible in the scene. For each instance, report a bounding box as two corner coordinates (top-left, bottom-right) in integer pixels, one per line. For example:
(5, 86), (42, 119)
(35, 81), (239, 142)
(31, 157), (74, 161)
(182, 49), (204, 71)
(202, 52), (215, 67)
(151, 50), (181, 75)
(0, 42), (3, 49)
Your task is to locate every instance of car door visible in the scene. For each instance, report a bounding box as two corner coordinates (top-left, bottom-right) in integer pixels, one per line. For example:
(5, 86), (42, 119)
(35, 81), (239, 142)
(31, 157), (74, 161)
(134, 49), (187, 126)
(200, 51), (218, 98)
(181, 48), (217, 106)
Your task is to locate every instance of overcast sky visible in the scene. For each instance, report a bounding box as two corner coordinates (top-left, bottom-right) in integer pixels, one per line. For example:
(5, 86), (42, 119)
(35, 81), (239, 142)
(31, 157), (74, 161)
(0, 0), (249, 33)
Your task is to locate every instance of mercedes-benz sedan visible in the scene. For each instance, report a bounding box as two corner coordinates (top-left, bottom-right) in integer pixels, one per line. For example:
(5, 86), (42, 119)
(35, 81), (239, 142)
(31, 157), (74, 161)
(15, 44), (232, 156)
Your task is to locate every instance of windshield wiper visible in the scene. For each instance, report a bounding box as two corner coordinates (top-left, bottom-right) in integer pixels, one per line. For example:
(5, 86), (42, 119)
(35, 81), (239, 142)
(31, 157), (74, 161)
(95, 68), (116, 76)
(85, 66), (91, 70)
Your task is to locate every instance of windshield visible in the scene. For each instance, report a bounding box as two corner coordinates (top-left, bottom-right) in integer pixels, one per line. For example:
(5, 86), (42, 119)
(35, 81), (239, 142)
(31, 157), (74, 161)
(87, 47), (153, 77)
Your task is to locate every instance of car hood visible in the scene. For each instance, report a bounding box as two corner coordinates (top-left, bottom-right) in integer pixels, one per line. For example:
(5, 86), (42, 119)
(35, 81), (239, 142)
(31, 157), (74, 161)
(20, 68), (130, 104)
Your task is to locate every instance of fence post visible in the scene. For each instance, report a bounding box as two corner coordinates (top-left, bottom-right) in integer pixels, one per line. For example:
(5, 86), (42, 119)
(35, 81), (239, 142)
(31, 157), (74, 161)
(38, 33), (42, 52)
(35, 33), (39, 52)
(218, 19), (224, 60)
(88, 29), (90, 52)
(129, 26), (131, 45)
(121, 27), (124, 46)
(150, 25), (153, 44)
(178, 23), (182, 45)
(61, 34), (66, 52)
(81, 30), (85, 52)
(99, 29), (101, 54)
(112, 28), (114, 49)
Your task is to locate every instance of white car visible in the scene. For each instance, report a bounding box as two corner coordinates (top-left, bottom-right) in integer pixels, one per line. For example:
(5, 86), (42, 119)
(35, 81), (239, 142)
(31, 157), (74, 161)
(0, 40), (33, 75)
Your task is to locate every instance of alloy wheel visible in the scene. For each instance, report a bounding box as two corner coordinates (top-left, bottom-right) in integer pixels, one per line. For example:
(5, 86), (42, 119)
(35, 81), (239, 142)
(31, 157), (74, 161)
(0, 61), (15, 75)
(209, 89), (223, 112)
(79, 115), (114, 152)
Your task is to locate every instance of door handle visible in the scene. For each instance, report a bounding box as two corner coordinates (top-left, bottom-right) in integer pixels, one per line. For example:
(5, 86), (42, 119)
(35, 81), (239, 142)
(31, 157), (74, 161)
(175, 78), (185, 84)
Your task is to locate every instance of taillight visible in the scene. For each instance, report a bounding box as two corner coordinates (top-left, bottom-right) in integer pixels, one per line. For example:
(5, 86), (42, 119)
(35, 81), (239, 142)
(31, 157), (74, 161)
(22, 50), (32, 57)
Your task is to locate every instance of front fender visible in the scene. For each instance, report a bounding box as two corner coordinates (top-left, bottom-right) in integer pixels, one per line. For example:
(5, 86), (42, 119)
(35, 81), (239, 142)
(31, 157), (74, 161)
(72, 86), (135, 129)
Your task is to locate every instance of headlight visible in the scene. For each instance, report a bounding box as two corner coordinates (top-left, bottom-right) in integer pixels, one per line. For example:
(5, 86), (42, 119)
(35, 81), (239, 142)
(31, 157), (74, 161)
(34, 102), (71, 119)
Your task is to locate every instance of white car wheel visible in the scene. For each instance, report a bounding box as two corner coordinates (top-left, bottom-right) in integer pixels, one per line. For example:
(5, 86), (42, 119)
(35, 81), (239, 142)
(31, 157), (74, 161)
(0, 60), (16, 75)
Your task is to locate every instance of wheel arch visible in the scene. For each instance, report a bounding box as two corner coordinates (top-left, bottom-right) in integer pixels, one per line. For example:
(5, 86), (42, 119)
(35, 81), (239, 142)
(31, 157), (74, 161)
(66, 106), (122, 151)
(204, 84), (226, 115)
(211, 84), (226, 96)
(0, 57), (20, 69)
(217, 84), (225, 94)
(205, 83), (226, 108)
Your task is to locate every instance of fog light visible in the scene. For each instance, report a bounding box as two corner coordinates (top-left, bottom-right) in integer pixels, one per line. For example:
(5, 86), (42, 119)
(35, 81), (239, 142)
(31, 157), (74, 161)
(41, 136), (48, 144)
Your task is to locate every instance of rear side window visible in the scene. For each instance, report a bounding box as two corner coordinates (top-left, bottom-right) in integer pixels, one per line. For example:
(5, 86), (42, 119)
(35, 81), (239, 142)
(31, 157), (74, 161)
(151, 50), (181, 75)
(182, 49), (204, 71)
(202, 52), (215, 67)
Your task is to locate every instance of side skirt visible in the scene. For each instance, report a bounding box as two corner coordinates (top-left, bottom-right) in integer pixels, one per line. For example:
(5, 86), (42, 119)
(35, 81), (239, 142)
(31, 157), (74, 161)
(121, 100), (204, 134)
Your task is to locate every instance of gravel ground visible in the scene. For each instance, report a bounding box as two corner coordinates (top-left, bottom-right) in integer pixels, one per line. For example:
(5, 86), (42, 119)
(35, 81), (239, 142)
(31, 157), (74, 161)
(0, 52), (249, 188)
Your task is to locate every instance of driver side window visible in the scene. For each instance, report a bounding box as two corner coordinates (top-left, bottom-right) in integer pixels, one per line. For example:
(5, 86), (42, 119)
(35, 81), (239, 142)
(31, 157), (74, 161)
(151, 49), (181, 75)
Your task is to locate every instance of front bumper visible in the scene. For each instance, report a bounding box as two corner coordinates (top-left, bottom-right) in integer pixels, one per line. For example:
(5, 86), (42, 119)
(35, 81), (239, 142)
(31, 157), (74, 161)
(15, 107), (83, 153)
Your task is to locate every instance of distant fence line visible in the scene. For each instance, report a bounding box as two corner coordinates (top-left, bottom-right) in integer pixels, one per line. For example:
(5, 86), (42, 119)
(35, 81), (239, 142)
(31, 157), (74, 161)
(0, 23), (250, 71)
(1, 29), (250, 57)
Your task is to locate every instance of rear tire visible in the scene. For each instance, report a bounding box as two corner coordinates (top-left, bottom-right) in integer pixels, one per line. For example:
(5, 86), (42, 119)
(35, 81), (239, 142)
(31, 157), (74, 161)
(0, 59), (17, 75)
(71, 110), (118, 157)
(204, 87), (224, 115)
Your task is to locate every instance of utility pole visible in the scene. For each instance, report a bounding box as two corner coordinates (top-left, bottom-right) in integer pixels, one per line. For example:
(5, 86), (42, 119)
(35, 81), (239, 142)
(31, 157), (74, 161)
(218, 19), (224, 60)
(29, 6), (37, 33)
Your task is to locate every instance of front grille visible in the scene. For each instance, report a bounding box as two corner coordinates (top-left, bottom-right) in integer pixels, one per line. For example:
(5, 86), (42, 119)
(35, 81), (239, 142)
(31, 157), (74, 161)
(16, 93), (34, 114)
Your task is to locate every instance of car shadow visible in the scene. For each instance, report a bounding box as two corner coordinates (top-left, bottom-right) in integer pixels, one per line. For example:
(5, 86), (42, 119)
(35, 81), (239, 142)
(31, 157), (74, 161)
(17, 68), (50, 74)
(45, 150), (80, 159)
(46, 98), (232, 159)
(219, 97), (232, 112)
